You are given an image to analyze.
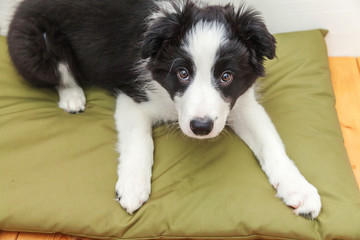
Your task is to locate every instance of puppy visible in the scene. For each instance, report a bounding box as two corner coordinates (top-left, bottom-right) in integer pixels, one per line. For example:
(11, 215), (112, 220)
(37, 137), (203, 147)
(7, 0), (321, 218)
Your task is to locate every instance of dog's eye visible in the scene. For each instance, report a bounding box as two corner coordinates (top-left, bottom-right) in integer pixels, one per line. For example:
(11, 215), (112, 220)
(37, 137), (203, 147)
(220, 71), (233, 85)
(177, 68), (190, 82)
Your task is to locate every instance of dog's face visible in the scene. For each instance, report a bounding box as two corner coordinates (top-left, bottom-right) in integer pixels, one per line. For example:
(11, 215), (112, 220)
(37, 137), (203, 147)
(142, 1), (276, 139)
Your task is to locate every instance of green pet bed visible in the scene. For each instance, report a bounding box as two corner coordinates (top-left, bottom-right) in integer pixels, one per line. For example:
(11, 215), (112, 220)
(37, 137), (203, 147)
(1, 29), (360, 240)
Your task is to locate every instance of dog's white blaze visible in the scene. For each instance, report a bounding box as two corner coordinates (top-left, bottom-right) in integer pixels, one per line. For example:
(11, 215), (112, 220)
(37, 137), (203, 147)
(184, 21), (226, 72)
(176, 21), (230, 138)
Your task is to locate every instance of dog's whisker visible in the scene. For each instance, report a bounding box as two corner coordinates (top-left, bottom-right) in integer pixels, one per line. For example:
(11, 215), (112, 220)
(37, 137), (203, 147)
(164, 122), (182, 138)
(220, 127), (232, 139)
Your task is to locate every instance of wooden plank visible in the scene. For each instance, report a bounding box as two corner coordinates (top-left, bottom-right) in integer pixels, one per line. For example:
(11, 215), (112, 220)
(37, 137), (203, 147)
(53, 233), (95, 240)
(52, 233), (75, 240)
(17, 233), (95, 240)
(3, 232), (97, 240)
(17, 233), (56, 240)
(329, 57), (360, 187)
(0, 232), (18, 240)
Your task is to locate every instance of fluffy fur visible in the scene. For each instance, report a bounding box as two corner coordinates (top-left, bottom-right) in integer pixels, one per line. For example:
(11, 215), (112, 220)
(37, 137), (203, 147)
(7, 0), (321, 218)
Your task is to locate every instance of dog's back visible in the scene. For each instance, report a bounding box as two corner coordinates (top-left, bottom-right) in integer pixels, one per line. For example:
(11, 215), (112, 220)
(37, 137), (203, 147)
(7, 0), (154, 95)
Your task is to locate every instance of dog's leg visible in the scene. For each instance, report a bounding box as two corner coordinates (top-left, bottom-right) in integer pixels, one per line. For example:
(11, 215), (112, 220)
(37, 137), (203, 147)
(229, 86), (321, 219)
(114, 93), (153, 214)
(57, 63), (86, 114)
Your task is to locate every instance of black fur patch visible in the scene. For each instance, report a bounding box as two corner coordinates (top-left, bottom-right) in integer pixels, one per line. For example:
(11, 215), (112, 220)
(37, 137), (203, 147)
(8, 0), (156, 102)
(8, 0), (276, 104)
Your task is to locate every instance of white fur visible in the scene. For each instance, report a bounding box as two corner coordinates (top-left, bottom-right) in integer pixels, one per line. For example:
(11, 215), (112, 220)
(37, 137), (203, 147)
(57, 63), (86, 113)
(229, 86), (321, 218)
(175, 21), (230, 139)
(134, 60), (178, 124)
(114, 81), (176, 214)
(114, 93), (154, 214)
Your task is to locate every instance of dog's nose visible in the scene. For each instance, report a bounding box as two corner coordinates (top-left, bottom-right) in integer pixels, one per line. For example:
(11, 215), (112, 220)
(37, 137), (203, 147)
(190, 117), (214, 136)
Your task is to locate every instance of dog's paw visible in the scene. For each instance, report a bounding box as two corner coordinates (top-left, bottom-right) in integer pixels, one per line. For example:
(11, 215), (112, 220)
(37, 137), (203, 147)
(274, 174), (321, 219)
(58, 87), (86, 114)
(115, 174), (151, 214)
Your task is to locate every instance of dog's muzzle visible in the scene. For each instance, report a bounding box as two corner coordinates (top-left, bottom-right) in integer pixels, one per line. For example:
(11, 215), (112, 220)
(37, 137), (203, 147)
(190, 117), (214, 136)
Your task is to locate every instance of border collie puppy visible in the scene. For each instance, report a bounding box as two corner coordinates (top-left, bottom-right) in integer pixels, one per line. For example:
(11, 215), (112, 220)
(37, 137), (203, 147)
(7, 0), (321, 218)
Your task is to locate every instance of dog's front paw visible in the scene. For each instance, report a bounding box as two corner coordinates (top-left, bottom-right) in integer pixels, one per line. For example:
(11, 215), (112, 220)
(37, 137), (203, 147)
(274, 174), (321, 219)
(58, 86), (86, 114)
(115, 174), (151, 214)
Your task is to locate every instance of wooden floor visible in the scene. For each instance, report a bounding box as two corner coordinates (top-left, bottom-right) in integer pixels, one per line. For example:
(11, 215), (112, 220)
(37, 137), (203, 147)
(0, 232), (93, 240)
(1, 57), (360, 240)
(329, 57), (360, 185)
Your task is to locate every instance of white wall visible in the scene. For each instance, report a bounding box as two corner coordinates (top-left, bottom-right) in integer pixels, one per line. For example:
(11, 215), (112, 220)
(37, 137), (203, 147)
(1, 0), (359, 56)
(0, 0), (21, 36)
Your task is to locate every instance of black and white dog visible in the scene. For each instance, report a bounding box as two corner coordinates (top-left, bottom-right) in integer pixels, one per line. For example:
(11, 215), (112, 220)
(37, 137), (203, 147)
(6, 0), (321, 218)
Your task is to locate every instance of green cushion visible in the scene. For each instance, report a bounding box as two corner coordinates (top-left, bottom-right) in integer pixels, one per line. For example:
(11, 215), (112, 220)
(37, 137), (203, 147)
(1, 29), (360, 239)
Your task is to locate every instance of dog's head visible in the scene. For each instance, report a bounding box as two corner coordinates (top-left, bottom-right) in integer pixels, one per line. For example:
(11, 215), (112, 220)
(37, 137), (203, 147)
(142, 0), (276, 139)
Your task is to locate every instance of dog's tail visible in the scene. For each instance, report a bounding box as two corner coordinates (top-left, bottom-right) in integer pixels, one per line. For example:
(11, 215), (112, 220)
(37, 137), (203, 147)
(7, 15), (76, 87)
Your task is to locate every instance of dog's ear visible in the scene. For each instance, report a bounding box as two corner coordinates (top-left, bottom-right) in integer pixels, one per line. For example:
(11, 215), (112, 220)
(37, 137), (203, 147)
(141, 1), (196, 59)
(141, 14), (177, 59)
(224, 5), (276, 75)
